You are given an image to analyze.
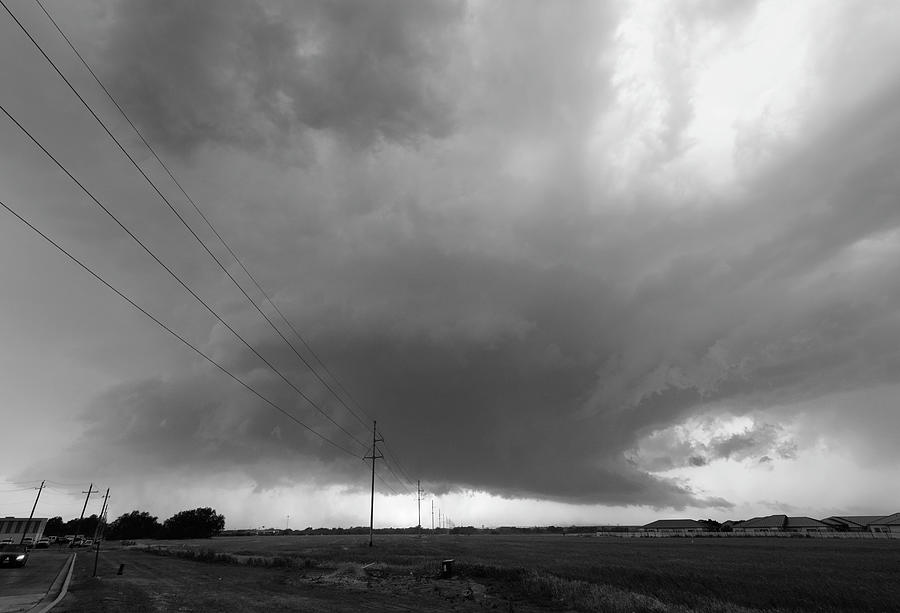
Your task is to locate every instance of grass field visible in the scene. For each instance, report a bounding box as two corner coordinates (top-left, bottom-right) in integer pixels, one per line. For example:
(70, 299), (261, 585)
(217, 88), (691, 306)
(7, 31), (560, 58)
(120, 533), (900, 612)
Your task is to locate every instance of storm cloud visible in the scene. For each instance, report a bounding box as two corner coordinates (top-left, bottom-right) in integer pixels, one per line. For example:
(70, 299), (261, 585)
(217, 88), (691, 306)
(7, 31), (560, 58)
(4, 0), (900, 524)
(103, 0), (465, 154)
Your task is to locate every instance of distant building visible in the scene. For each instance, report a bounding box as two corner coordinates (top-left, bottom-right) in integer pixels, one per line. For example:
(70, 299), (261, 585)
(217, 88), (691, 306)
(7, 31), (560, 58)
(733, 515), (830, 534)
(640, 519), (707, 536)
(868, 513), (900, 535)
(732, 515), (786, 534)
(783, 517), (830, 533)
(0, 517), (47, 543)
(821, 516), (886, 532)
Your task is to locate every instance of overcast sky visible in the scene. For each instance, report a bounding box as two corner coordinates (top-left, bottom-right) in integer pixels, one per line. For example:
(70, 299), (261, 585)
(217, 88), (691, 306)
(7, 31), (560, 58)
(2, 0), (900, 529)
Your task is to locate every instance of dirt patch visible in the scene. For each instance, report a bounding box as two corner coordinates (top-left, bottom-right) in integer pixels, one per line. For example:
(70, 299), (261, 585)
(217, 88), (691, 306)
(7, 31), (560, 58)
(51, 548), (546, 612)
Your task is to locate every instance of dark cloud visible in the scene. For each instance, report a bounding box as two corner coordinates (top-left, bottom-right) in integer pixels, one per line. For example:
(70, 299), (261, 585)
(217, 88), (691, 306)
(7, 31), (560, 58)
(24, 73), (900, 508)
(8, 1), (900, 519)
(103, 0), (464, 154)
(30, 247), (724, 508)
(23, 374), (370, 493)
(709, 424), (790, 462)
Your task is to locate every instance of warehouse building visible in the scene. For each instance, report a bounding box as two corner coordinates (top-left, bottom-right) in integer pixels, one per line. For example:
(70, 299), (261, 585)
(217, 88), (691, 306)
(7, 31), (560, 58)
(0, 517), (48, 543)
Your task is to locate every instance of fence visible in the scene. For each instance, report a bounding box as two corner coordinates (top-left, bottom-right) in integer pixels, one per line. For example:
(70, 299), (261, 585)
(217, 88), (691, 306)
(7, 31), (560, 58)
(594, 530), (899, 539)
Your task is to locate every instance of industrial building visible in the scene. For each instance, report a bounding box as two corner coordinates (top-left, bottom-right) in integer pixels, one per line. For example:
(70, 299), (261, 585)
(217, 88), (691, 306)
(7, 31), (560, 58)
(0, 517), (47, 543)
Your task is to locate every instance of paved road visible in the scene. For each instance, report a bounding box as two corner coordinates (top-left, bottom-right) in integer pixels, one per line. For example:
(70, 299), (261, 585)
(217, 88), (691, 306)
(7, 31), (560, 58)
(0, 549), (71, 612)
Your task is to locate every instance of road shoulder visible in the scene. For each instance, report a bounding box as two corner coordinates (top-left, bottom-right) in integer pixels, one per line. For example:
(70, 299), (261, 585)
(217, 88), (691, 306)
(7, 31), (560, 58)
(29, 553), (76, 613)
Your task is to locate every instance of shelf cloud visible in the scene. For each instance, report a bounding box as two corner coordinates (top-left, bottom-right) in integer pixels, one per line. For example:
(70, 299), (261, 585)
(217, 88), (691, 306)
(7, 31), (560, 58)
(4, 0), (900, 524)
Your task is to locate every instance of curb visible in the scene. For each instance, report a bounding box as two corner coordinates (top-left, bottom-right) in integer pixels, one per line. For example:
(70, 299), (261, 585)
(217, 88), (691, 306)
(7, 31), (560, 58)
(29, 553), (76, 613)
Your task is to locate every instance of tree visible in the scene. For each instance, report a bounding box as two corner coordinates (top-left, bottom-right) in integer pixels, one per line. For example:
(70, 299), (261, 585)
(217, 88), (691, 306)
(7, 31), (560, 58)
(162, 507), (225, 539)
(44, 516), (65, 536)
(80, 514), (100, 538)
(106, 510), (162, 540)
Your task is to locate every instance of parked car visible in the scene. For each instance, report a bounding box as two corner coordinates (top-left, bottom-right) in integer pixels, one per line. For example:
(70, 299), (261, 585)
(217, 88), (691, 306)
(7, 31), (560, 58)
(35, 538), (50, 549)
(0, 539), (12, 545)
(82, 539), (94, 547)
(22, 537), (34, 547)
(0, 544), (29, 567)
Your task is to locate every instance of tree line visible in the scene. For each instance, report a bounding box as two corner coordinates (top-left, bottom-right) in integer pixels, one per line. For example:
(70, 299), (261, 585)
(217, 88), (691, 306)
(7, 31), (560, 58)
(43, 507), (225, 540)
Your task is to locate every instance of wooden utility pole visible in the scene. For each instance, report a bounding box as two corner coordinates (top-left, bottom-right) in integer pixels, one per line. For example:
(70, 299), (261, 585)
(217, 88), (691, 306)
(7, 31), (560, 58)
(431, 500), (434, 531)
(92, 488), (110, 577)
(364, 420), (384, 547)
(73, 483), (98, 547)
(20, 480), (44, 545)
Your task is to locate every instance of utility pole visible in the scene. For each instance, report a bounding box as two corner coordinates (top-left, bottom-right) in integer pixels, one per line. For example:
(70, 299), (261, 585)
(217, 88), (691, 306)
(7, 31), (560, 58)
(73, 483), (98, 547)
(364, 420), (384, 547)
(438, 509), (441, 532)
(92, 488), (110, 577)
(417, 480), (423, 536)
(20, 480), (44, 545)
(431, 500), (434, 531)
(286, 515), (290, 530)
(92, 489), (110, 542)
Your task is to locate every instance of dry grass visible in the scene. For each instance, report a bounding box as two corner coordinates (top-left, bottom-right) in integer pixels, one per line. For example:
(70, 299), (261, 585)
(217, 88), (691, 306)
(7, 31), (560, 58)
(518, 569), (767, 613)
(136, 534), (900, 612)
(140, 544), (318, 570)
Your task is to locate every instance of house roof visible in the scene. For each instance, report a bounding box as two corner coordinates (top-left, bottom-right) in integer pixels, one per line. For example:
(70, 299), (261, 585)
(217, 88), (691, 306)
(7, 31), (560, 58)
(870, 512), (900, 526)
(785, 516), (828, 529)
(823, 515), (887, 528)
(735, 515), (786, 529)
(642, 519), (705, 529)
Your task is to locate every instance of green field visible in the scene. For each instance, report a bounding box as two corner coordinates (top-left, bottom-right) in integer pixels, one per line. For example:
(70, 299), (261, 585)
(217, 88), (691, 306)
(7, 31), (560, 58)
(134, 533), (900, 612)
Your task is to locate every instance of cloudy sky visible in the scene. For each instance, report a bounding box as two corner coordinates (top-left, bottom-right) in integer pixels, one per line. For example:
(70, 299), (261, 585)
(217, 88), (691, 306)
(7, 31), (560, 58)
(2, 0), (900, 529)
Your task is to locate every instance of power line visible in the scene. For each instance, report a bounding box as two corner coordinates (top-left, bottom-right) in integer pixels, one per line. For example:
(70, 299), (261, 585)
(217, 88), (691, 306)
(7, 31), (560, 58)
(42, 487), (82, 496)
(380, 456), (415, 497)
(376, 427), (418, 491)
(0, 101), (366, 453)
(28, 0), (373, 431)
(0, 197), (360, 458)
(0, 0), (368, 450)
(5, 4), (422, 524)
(380, 442), (418, 491)
(374, 472), (400, 497)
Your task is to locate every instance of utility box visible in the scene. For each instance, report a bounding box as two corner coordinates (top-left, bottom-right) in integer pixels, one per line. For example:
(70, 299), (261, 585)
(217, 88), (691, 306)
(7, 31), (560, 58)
(441, 559), (454, 578)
